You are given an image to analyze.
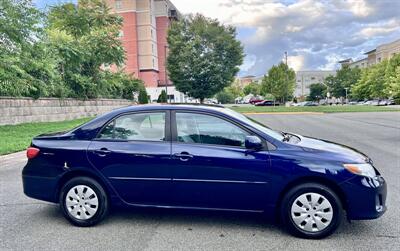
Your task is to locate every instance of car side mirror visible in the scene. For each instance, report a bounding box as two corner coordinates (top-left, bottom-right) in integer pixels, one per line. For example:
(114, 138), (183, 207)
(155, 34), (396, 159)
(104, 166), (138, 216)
(245, 136), (263, 150)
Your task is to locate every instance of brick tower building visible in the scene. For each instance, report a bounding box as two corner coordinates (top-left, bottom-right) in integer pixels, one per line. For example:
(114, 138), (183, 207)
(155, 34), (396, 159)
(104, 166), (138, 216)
(105, 0), (184, 102)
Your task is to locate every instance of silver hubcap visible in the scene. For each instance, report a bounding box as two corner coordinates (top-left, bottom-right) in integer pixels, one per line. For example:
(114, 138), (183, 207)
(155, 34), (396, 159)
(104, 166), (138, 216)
(65, 185), (99, 220)
(291, 192), (333, 232)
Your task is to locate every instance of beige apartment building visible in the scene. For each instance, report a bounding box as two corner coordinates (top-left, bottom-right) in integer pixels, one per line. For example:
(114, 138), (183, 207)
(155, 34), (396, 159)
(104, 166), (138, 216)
(340, 38), (400, 69)
(294, 71), (336, 98)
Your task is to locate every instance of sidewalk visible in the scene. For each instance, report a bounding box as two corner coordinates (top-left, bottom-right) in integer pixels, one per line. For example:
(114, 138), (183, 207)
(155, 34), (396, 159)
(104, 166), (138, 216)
(0, 151), (26, 168)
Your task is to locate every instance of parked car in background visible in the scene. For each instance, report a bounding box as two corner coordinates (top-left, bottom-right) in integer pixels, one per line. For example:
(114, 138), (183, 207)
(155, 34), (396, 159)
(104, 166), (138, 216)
(294, 101), (318, 107)
(204, 98), (218, 105)
(370, 100), (380, 106)
(254, 100), (280, 106)
(249, 97), (264, 104)
(22, 104), (387, 239)
(304, 101), (318, 106)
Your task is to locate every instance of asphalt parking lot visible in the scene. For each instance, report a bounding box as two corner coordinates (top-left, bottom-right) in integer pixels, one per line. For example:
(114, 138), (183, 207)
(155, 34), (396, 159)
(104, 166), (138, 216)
(1, 112), (399, 250)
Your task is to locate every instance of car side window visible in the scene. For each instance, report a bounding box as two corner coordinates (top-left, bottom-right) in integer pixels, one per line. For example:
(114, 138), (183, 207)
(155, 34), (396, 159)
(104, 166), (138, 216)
(176, 112), (250, 147)
(98, 112), (165, 141)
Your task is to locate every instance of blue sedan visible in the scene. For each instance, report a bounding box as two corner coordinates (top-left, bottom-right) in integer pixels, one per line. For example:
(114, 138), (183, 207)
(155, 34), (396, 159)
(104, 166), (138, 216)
(22, 104), (386, 238)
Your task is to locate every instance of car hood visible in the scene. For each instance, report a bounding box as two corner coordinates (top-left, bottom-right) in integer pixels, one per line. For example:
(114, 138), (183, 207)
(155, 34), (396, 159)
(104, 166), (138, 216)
(292, 134), (369, 163)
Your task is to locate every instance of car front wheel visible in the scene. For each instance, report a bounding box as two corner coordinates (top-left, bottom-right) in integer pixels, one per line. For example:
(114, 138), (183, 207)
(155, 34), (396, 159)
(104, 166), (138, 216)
(59, 177), (109, 227)
(281, 183), (343, 239)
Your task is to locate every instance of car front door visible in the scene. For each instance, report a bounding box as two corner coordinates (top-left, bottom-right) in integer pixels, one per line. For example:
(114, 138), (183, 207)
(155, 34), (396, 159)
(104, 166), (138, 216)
(87, 111), (173, 206)
(170, 111), (271, 211)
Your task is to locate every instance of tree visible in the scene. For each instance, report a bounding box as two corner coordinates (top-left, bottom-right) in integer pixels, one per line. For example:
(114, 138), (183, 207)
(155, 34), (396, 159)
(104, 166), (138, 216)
(0, 0), (42, 55)
(326, 65), (360, 98)
(261, 62), (295, 103)
(389, 67), (400, 104)
(352, 58), (394, 100)
(243, 82), (261, 95)
(351, 69), (371, 100)
(216, 89), (235, 104)
(138, 88), (149, 104)
(157, 90), (168, 103)
(385, 54), (400, 102)
(0, 0), (61, 98)
(167, 14), (244, 103)
(307, 83), (326, 101)
(47, 0), (125, 98)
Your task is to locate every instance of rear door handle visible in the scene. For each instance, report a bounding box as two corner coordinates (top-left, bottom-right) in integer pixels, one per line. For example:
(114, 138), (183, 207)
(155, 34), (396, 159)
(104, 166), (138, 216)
(173, 152), (193, 161)
(94, 148), (112, 157)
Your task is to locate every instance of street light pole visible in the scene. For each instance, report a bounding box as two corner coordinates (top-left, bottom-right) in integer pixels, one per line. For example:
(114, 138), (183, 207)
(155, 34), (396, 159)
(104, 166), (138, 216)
(344, 87), (348, 104)
(164, 45), (168, 103)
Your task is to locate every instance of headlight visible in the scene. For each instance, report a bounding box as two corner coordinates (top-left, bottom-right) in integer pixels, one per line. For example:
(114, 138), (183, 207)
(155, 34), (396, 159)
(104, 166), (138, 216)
(343, 163), (376, 178)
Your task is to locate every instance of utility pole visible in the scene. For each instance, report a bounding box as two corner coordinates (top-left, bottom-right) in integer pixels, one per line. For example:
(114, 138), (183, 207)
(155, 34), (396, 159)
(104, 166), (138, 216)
(344, 87), (348, 105)
(284, 51), (288, 105)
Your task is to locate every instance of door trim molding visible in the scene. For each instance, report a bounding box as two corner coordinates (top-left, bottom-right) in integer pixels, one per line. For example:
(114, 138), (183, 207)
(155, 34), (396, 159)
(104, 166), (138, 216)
(109, 177), (267, 184)
(109, 177), (171, 181)
(174, 178), (267, 184)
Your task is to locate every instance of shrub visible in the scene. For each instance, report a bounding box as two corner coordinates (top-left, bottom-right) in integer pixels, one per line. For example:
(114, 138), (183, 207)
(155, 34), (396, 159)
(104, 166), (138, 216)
(138, 88), (148, 104)
(216, 90), (235, 104)
(157, 90), (167, 103)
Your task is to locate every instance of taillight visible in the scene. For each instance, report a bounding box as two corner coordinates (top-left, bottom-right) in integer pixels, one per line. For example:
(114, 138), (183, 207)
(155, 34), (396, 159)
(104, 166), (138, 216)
(27, 147), (40, 159)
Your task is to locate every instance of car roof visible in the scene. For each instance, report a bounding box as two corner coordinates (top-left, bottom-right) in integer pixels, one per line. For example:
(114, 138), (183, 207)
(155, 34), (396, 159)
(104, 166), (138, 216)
(109, 103), (227, 114)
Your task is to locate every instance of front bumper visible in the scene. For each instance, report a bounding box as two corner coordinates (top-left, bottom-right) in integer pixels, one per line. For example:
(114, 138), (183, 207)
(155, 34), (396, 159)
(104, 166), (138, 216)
(340, 175), (387, 220)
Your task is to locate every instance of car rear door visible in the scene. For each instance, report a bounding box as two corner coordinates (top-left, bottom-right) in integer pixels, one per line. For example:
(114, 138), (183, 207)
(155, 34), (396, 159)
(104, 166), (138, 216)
(170, 111), (270, 211)
(87, 110), (173, 206)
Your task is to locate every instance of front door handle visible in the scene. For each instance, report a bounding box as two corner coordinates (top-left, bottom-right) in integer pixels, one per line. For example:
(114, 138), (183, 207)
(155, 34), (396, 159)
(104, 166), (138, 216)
(173, 152), (193, 161)
(94, 148), (112, 157)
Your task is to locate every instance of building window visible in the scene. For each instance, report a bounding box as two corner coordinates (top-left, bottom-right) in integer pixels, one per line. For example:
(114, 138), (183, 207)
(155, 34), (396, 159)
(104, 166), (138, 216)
(311, 77), (315, 80)
(152, 44), (154, 54)
(115, 0), (122, 10)
(152, 58), (155, 68)
(151, 29), (153, 39)
(167, 95), (175, 102)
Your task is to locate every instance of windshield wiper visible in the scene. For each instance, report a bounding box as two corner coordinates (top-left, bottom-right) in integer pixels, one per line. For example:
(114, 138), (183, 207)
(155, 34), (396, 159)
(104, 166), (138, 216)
(281, 132), (291, 142)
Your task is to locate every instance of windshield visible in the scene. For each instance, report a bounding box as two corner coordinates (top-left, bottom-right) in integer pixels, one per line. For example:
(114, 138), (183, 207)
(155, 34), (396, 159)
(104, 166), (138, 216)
(223, 108), (284, 141)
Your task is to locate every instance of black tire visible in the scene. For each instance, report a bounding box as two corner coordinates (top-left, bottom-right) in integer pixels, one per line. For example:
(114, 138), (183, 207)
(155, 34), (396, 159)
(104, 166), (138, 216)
(59, 177), (109, 227)
(280, 183), (343, 239)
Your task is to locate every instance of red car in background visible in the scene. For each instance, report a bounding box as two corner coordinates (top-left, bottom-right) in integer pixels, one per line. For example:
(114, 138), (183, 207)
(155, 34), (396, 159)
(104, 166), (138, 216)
(249, 97), (264, 104)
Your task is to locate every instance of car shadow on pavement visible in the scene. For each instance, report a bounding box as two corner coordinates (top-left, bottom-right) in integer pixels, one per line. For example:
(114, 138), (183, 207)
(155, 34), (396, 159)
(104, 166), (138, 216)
(36, 204), (374, 239)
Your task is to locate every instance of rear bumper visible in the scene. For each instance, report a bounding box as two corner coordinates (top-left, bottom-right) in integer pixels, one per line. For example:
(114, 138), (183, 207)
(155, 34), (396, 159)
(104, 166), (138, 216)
(22, 174), (58, 203)
(340, 175), (387, 220)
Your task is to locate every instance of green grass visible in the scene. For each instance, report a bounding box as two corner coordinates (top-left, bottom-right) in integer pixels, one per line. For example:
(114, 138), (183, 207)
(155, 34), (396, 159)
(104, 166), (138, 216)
(1, 104), (399, 156)
(0, 117), (92, 155)
(229, 105), (400, 113)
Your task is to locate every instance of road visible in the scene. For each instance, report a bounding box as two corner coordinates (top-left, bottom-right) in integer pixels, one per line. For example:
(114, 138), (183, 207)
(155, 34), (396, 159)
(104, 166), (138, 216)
(1, 112), (399, 250)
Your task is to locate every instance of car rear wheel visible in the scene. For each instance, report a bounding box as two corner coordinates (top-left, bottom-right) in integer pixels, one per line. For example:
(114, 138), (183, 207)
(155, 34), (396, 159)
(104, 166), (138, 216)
(59, 177), (109, 227)
(281, 183), (343, 239)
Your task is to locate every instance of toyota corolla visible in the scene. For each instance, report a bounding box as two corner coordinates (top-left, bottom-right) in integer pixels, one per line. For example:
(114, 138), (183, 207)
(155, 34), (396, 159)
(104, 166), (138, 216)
(22, 104), (386, 238)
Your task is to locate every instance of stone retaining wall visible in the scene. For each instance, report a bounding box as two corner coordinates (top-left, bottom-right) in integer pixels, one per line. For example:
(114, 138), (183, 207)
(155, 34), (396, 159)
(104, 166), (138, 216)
(0, 97), (133, 125)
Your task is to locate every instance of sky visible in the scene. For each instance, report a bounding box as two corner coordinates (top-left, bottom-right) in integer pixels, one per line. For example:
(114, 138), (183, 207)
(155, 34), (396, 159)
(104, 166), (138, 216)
(34, 0), (400, 76)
